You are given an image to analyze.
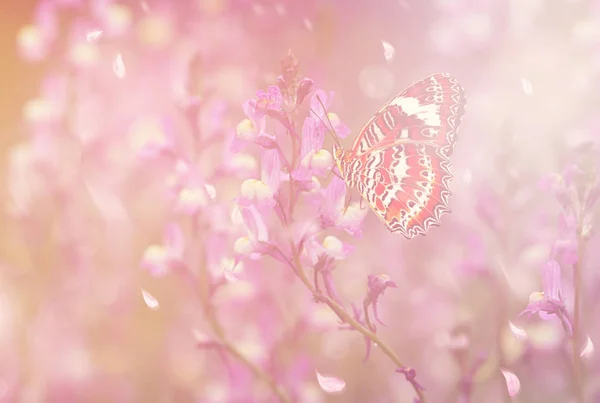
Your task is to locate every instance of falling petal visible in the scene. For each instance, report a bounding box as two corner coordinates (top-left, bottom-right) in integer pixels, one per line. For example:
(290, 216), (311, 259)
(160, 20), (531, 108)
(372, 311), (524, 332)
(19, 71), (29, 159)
(205, 184), (217, 200)
(580, 336), (594, 358)
(193, 329), (211, 344)
(303, 18), (313, 31)
(509, 321), (527, 340)
(141, 0), (149, 12)
(86, 30), (103, 42)
(501, 369), (521, 397)
(141, 289), (159, 310)
(462, 169), (472, 183)
(382, 40), (395, 61)
(113, 53), (126, 78)
(252, 4), (264, 15)
(521, 78), (532, 95)
(274, 3), (286, 15)
(316, 371), (346, 394)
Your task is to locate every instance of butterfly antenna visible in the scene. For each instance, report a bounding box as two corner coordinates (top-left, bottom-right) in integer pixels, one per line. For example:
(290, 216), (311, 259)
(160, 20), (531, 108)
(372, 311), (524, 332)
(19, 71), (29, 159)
(309, 107), (338, 146)
(311, 95), (341, 147)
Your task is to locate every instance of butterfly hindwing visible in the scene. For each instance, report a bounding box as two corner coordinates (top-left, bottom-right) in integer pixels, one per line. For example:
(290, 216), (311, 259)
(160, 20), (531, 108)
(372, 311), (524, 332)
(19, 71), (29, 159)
(354, 142), (453, 238)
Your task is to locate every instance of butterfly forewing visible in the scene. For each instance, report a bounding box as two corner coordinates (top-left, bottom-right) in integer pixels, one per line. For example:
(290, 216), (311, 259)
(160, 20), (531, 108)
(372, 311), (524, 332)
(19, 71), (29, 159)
(347, 73), (466, 238)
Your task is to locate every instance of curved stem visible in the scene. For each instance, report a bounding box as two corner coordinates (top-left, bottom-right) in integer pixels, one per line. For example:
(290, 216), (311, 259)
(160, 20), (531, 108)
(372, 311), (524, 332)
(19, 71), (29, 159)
(288, 242), (426, 402)
(183, 99), (292, 402)
(572, 239), (585, 403)
(190, 224), (291, 402)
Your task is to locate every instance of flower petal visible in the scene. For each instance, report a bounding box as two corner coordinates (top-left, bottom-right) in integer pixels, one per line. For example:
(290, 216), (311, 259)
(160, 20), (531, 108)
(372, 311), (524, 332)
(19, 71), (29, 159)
(382, 40), (395, 61)
(113, 53), (126, 78)
(315, 371), (346, 394)
(141, 289), (159, 310)
(542, 260), (561, 301)
(580, 335), (594, 358)
(521, 78), (532, 95)
(261, 149), (281, 193)
(508, 321), (527, 340)
(86, 30), (103, 42)
(164, 223), (184, 258)
(501, 369), (521, 397)
(300, 117), (325, 159)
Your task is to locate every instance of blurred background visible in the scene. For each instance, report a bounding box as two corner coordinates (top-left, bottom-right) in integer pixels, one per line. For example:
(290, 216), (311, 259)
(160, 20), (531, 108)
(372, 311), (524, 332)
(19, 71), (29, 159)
(1, 0), (600, 402)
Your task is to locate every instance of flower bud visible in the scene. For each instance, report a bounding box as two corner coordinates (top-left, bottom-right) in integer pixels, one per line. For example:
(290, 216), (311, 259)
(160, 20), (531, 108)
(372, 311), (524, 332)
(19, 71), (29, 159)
(176, 184), (216, 214)
(322, 235), (343, 254)
(296, 78), (314, 105)
(240, 179), (273, 202)
(302, 149), (333, 172)
(234, 236), (254, 255)
(236, 119), (256, 141)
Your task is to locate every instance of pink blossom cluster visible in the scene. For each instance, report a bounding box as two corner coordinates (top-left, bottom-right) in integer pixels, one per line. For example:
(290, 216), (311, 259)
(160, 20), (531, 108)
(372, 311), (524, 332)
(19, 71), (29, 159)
(5, 0), (600, 402)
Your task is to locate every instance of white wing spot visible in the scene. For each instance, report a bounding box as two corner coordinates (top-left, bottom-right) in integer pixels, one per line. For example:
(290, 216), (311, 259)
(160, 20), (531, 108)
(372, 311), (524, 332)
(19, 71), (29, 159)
(390, 96), (441, 126)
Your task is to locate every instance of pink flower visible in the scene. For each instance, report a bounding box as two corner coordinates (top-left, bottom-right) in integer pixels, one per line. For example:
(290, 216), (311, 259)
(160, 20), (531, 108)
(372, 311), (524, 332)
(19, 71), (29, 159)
(364, 274), (397, 327)
(319, 176), (368, 237)
(551, 212), (578, 266)
(518, 259), (572, 336)
(140, 223), (185, 277)
(396, 367), (425, 392)
(236, 205), (273, 260)
(292, 117), (334, 185)
(231, 99), (277, 152)
(313, 254), (342, 305)
(309, 90), (350, 139)
(251, 85), (283, 119)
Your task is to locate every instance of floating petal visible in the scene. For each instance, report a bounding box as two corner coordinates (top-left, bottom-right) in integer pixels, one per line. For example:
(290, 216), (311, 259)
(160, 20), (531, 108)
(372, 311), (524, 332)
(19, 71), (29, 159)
(141, 289), (159, 310)
(521, 78), (532, 95)
(316, 371), (346, 394)
(501, 369), (521, 397)
(509, 321), (527, 340)
(113, 53), (126, 78)
(580, 336), (594, 358)
(303, 18), (313, 31)
(382, 40), (395, 61)
(86, 30), (103, 42)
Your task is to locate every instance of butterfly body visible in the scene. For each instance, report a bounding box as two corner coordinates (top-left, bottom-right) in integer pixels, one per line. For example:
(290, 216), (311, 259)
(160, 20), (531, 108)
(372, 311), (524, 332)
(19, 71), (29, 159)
(332, 73), (466, 239)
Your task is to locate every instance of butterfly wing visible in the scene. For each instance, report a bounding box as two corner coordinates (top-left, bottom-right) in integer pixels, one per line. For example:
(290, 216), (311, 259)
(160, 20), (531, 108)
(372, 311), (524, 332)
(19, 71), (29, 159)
(350, 73), (466, 238)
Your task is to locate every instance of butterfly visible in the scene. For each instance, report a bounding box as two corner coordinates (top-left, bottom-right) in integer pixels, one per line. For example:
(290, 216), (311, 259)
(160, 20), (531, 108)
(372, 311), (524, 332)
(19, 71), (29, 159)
(331, 73), (466, 239)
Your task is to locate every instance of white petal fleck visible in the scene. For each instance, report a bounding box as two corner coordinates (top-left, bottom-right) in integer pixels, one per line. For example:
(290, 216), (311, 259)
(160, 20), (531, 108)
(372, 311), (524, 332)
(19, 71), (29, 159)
(316, 371), (346, 394)
(521, 77), (532, 95)
(509, 321), (527, 340)
(113, 53), (126, 78)
(141, 289), (159, 310)
(580, 335), (594, 358)
(501, 369), (521, 397)
(382, 40), (395, 61)
(86, 30), (103, 42)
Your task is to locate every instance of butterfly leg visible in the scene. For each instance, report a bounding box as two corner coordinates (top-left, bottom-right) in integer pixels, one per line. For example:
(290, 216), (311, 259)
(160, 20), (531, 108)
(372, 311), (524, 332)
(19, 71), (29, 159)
(359, 196), (370, 211)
